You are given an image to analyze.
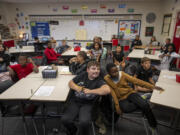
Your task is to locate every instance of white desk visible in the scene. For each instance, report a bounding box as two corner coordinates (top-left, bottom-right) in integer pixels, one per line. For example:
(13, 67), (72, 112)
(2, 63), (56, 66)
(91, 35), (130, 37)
(9, 46), (35, 53)
(0, 78), (45, 100)
(128, 49), (160, 60)
(62, 48), (87, 56)
(26, 66), (72, 78)
(30, 75), (75, 102)
(150, 70), (180, 109)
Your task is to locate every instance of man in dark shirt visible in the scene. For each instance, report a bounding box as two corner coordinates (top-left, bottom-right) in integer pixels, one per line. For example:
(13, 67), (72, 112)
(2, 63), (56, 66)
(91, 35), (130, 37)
(134, 57), (154, 92)
(61, 61), (110, 135)
(131, 35), (142, 50)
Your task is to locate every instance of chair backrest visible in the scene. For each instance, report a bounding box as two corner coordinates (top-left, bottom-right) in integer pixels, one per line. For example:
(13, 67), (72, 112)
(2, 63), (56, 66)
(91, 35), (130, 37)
(41, 54), (47, 65)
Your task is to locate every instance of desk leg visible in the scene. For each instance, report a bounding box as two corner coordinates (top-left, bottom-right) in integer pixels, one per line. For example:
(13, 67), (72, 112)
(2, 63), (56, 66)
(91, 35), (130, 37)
(20, 102), (28, 135)
(112, 99), (115, 135)
(41, 104), (47, 135)
(173, 110), (180, 135)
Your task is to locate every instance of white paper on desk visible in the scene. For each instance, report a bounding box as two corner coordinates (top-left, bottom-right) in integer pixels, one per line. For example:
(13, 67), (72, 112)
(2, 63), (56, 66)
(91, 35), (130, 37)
(163, 75), (176, 79)
(34, 86), (54, 96)
(60, 67), (70, 74)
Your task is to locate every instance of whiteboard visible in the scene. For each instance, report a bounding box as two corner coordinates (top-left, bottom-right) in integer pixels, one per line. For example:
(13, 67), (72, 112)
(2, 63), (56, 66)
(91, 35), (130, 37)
(49, 20), (118, 40)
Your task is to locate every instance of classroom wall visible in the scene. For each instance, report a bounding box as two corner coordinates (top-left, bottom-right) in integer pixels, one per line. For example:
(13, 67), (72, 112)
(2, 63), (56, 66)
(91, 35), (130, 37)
(0, 1), (166, 43)
(161, 0), (180, 43)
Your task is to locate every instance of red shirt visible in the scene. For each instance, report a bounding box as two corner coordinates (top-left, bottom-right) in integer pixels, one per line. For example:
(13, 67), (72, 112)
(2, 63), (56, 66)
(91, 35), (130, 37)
(44, 48), (61, 63)
(10, 63), (34, 80)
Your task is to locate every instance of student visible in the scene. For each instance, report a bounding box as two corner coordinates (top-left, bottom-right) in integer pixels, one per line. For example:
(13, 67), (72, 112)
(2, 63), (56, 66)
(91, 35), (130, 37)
(90, 42), (103, 62)
(113, 45), (125, 70)
(87, 36), (100, 50)
(131, 35), (142, 49)
(134, 57), (155, 99)
(0, 44), (10, 72)
(56, 40), (71, 54)
(44, 42), (64, 65)
(162, 38), (176, 53)
(104, 63), (163, 133)
(157, 44), (180, 70)
(61, 61), (110, 135)
(50, 37), (57, 49)
(8, 54), (39, 81)
(149, 36), (159, 46)
(69, 51), (89, 75)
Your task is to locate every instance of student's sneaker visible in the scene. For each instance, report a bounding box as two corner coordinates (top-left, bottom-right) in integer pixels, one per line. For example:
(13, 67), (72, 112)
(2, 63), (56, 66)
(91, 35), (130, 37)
(149, 127), (160, 135)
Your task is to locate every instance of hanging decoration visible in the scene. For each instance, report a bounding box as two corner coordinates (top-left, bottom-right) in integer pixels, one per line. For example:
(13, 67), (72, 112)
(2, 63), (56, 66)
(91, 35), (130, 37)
(62, 5), (69, 10)
(108, 9), (115, 13)
(81, 5), (88, 10)
(118, 4), (126, 8)
(71, 9), (78, 13)
(100, 5), (107, 9)
(128, 8), (134, 13)
(79, 20), (84, 26)
(91, 9), (97, 13)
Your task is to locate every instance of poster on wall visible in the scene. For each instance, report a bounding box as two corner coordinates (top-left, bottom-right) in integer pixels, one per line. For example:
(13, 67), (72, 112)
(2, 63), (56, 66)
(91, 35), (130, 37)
(118, 20), (141, 39)
(31, 22), (50, 38)
(145, 27), (154, 37)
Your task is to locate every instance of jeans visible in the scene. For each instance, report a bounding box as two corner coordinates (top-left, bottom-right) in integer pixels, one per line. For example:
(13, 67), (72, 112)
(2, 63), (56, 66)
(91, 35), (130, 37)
(61, 99), (93, 135)
(119, 93), (157, 128)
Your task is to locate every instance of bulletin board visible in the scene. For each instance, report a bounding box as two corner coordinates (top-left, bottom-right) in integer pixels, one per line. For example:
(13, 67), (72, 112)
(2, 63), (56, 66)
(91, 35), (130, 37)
(31, 22), (50, 38)
(118, 20), (141, 39)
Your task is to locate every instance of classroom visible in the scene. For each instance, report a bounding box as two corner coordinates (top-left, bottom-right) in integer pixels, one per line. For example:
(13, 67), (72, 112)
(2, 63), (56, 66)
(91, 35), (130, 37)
(0, 0), (180, 135)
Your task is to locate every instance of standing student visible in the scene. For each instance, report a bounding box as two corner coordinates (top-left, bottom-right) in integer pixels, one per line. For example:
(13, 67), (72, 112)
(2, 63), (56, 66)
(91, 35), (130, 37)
(113, 45), (125, 70)
(56, 40), (71, 54)
(0, 44), (10, 72)
(157, 45), (180, 70)
(131, 35), (142, 49)
(149, 36), (159, 46)
(44, 42), (64, 65)
(104, 63), (163, 134)
(61, 61), (110, 135)
(69, 51), (89, 75)
(90, 42), (103, 62)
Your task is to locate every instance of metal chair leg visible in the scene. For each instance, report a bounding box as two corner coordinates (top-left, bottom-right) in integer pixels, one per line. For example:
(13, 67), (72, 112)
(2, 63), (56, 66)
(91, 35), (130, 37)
(91, 122), (96, 135)
(142, 117), (149, 135)
(1, 117), (4, 135)
(32, 118), (39, 135)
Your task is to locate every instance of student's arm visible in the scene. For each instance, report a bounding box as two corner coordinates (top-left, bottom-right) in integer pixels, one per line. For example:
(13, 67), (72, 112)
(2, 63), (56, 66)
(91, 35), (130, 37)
(83, 84), (110, 95)
(27, 58), (39, 73)
(68, 80), (83, 92)
(149, 77), (155, 85)
(7, 66), (16, 79)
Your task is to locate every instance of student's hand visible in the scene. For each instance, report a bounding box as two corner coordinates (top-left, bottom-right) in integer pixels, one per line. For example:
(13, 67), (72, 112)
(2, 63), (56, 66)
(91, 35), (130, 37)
(0, 57), (3, 62)
(27, 58), (34, 64)
(154, 86), (164, 92)
(120, 62), (126, 68)
(83, 88), (92, 94)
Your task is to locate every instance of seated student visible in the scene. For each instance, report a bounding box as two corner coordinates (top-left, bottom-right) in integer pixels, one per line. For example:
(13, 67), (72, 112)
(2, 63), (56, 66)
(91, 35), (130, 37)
(56, 40), (71, 54)
(113, 45), (125, 70)
(134, 57), (155, 99)
(69, 51), (89, 75)
(131, 35), (142, 49)
(149, 36), (159, 46)
(162, 38), (176, 53)
(0, 44), (10, 72)
(61, 61), (110, 135)
(8, 54), (39, 81)
(0, 54), (39, 93)
(50, 37), (57, 49)
(157, 44), (180, 70)
(89, 42), (103, 62)
(44, 42), (64, 65)
(87, 36), (99, 50)
(104, 63), (163, 134)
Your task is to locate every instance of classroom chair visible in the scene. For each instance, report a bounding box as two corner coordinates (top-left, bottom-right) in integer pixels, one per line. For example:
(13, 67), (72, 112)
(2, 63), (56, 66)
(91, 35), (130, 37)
(111, 93), (150, 135)
(41, 54), (48, 66)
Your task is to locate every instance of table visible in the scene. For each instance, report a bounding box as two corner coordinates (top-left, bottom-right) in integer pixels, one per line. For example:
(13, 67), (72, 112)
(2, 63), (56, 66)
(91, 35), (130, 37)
(128, 49), (160, 60)
(9, 46), (35, 54)
(150, 70), (180, 134)
(26, 66), (72, 78)
(62, 48), (87, 56)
